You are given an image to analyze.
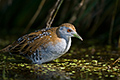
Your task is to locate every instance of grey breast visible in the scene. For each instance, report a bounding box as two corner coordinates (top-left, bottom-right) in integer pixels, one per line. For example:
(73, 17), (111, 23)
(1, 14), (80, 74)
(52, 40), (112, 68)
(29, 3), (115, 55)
(29, 37), (71, 64)
(40, 38), (70, 63)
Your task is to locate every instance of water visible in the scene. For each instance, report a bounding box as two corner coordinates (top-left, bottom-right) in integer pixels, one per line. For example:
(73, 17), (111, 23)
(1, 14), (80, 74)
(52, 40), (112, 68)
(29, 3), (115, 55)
(0, 41), (120, 80)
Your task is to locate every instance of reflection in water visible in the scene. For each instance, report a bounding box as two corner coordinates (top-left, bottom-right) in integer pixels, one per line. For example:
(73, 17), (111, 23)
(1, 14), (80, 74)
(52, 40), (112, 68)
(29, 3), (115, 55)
(0, 45), (120, 80)
(32, 64), (71, 80)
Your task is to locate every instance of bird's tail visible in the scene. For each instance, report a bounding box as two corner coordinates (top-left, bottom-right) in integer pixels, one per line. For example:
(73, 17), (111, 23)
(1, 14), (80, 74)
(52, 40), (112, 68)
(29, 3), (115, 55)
(0, 45), (12, 53)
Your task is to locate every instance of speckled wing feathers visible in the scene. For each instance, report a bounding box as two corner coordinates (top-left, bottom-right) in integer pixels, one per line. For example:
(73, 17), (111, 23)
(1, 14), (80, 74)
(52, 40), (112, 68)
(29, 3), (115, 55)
(9, 27), (59, 56)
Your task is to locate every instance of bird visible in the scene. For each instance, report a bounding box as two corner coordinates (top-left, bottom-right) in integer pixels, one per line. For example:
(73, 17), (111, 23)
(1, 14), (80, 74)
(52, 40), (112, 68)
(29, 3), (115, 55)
(0, 23), (83, 64)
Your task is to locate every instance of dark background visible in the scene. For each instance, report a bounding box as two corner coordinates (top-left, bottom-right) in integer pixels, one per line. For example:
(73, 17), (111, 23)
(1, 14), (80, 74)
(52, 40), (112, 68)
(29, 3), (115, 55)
(0, 0), (120, 47)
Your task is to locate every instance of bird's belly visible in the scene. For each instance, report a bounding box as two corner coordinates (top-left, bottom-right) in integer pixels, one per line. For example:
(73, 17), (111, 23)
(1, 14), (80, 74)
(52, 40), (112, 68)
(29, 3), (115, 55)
(40, 40), (67, 63)
(28, 38), (71, 64)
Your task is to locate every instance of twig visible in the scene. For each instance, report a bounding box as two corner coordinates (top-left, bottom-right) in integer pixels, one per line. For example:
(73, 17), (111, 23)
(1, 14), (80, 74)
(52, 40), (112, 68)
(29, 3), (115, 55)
(46, 0), (63, 28)
(69, 0), (84, 23)
(112, 58), (120, 65)
(23, 0), (46, 34)
(109, 0), (118, 44)
(118, 36), (120, 48)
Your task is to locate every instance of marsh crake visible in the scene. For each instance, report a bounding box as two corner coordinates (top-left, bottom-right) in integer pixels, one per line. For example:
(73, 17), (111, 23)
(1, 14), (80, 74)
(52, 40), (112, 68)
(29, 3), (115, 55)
(0, 23), (83, 64)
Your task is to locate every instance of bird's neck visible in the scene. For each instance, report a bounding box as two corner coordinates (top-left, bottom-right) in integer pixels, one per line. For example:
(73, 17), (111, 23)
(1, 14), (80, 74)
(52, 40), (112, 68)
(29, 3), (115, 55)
(56, 29), (72, 53)
(56, 29), (70, 42)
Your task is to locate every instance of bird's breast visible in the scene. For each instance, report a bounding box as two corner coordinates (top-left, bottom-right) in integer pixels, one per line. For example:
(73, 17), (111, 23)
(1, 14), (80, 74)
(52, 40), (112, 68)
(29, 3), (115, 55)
(39, 38), (71, 63)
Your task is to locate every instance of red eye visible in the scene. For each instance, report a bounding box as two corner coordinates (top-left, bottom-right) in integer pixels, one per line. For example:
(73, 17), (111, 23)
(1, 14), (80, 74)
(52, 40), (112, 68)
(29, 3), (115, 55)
(67, 29), (72, 32)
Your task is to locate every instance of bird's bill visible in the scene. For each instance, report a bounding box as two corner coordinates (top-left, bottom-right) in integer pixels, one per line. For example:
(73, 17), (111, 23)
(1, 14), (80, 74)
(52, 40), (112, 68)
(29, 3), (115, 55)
(73, 33), (83, 41)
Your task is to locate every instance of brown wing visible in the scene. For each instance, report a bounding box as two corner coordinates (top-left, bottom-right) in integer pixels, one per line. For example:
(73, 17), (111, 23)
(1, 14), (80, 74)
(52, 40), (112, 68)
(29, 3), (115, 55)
(9, 27), (57, 56)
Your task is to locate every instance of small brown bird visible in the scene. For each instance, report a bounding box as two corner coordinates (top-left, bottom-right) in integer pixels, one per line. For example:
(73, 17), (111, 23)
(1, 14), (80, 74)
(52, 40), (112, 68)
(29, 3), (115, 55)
(0, 23), (83, 64)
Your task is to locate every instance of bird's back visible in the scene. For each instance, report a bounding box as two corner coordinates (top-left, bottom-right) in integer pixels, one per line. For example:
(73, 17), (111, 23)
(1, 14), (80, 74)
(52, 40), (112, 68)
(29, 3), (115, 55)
(9, 27), (60, 54)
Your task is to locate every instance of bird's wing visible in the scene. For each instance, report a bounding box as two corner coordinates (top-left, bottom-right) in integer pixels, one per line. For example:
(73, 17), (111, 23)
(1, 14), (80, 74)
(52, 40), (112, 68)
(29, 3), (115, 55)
(9, 27), (57, 56)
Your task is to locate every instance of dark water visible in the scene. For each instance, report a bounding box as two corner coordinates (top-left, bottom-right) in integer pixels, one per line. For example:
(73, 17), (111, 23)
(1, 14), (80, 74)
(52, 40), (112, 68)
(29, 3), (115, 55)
(0, 40), (120, 80)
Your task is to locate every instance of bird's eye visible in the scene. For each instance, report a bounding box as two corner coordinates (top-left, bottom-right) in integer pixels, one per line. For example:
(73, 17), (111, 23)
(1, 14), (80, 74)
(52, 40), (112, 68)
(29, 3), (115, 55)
(67, 29), (72, 32)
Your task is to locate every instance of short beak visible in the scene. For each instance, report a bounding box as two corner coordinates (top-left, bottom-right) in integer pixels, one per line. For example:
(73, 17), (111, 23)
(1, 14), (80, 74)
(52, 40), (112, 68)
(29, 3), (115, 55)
(73, 33), (83, 41)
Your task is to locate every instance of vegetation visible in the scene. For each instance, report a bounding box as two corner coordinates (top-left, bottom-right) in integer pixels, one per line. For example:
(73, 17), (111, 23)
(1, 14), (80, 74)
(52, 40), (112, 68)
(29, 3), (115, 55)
(0, 0), (120, 45)
(0, 0), (120, 80)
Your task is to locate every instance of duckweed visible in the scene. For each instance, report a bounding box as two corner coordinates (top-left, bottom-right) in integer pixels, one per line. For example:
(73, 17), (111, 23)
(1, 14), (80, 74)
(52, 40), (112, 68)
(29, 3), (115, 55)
(110, 75), (115, 77)
(110, 58), (115, 61)
(0, 45), (119, 80)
